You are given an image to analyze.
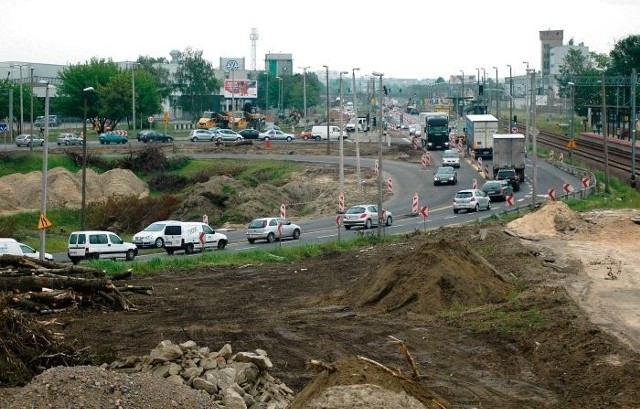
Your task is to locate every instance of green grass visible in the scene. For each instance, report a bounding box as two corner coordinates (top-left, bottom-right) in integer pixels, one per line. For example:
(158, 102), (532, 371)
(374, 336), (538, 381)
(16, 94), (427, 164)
(0, 152), (79, 177)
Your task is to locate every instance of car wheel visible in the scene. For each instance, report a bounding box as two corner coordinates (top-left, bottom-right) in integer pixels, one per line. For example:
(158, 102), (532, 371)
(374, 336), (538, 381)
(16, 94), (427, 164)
(292, 229), (300, 240)
(344, 225), (351, 230)
(217, 240), (227, 250)
(165, 249), (175, 255)
(286, 136), (293, 142)
(185, 243), (195, 254)
(314, 136), (321, 141)
(248, 239), (255, 244)
(65, 141), (70, 146)
(487, 201), (492, 210)
(217, 137), (223, 143)
(236, 137), (242, 141)
(27, 142), (32, 147)
(154, 237), (164, 248)
(168, 137), (174, 142)
(193, 137), (199, 142)
(69, 257), (80, 265)
(474, 203), (480, 212)
(266, 232), (276, 243)
(265, 137), (271, 141)
(125, 249), (136, 261)
(39, 141), (44, 146)
(365, 219), (372, 229)
(385, 216), (393, 226)
(453, 209), (459, 214)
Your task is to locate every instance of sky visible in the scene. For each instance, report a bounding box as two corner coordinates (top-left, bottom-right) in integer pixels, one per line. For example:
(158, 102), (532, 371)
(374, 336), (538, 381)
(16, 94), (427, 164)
(1, 0), (638, 80)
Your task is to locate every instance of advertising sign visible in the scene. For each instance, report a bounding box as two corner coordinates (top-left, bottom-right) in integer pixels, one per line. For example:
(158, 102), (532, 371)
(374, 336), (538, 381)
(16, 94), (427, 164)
(224, 80), (257, 99)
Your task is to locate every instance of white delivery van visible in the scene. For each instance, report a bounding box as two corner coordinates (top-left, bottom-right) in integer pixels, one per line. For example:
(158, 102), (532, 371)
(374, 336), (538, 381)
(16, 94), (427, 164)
(162, 221), (228, 255)
(0, 238), (54, 261)
(67, 230), (138, 265)
(311, 125), (348, 141)
(132, 220), (183, 248)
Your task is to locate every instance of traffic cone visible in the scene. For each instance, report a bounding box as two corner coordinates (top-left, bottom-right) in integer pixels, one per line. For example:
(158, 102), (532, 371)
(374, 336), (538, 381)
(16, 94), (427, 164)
(265, 138), (272, 149)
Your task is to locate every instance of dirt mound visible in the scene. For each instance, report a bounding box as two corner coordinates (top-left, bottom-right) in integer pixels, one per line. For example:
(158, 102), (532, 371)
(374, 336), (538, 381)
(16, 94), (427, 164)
(505, 200), (584, 237)
(0, 168), (149, 215)
(339, 238), (514, 315)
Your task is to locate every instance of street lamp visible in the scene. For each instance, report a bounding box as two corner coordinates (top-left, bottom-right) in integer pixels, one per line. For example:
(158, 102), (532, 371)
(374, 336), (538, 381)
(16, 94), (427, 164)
(323, 65), (330, 155)
(371, 71), (384, 239)
(36, 81), (54, 260)
(131, 64), (137, 132)
(352, 67), (361, 190)
(459, 70), (464, 118)
(339, 71), (348, 193)
(30, 67), (34, 136)
(568, 82), (575, 143)
(275, 76), (283, 116)
(507, 64), (513, 130)
(81, 86), (95, 230)
(600, 73), (610, 193)
(299, 66), (310, 123)
(10, 64), (26, 135)
(493, 66), (499, 119)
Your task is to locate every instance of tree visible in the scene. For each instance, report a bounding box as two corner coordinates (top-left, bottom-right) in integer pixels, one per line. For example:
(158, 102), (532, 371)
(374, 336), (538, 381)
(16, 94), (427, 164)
(173, 48), (217, 120)
(137, 55), (172, 101)
(608, 34), (640, 76)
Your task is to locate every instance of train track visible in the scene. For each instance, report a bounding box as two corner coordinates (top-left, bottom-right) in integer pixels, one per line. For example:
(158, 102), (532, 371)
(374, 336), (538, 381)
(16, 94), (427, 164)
(512, 124), (640, 186)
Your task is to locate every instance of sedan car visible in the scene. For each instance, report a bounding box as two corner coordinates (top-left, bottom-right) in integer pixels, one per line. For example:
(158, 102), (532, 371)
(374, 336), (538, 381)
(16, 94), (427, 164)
(453, 189), (491, 214)
(442, 149), (460, 168)
(246, 217), (301, 243)
(481, 180), (513, 202)
(139, 131), (174, 143)
(238, 128), (261, 140)
(56, 133), (84, 146)
(433, 166), (458, 186)
(258, 129), (296, 142)
(16, 134), (44, 147)
(188, 129), (214, 142)
(99, 132), (128, 144)
(342, 204), (393, 230)
(210, 128), (244, 143)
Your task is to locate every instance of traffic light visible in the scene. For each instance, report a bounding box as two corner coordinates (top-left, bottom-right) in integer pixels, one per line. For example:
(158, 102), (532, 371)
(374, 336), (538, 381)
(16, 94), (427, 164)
(479, 85), (484, 96)
(372, 116), (377, 127)
(383, 85), (388, 95)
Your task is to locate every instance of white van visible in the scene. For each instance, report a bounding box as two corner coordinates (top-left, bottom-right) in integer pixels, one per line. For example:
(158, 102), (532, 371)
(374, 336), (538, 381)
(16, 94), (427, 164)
(67, 230), (138, 265)
(311, 125), (348, 141)
(0, 238), (53, 261)
(162, 221), (228, 255)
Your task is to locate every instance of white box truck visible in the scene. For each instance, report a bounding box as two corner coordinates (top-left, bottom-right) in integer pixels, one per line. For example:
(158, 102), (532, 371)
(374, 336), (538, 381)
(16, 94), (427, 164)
(465, 114), (498, 159)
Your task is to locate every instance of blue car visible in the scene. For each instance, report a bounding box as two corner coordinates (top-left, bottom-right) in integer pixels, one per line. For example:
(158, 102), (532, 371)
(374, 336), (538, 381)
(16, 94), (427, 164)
(99, 132), (128, 144)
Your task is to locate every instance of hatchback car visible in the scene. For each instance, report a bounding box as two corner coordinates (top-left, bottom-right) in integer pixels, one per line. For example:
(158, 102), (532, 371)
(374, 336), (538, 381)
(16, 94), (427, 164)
(258, 129), (296, 142)
(189, 129), (214, 142)
(210, 128), (243, 143)
(238, 128), (261, 140)
(16, 134), (44, 147)
(246, 217), (301, 243)
(433, 166), (458, 186)
(481, 180), (513, 202)
(342, 204), (393, 230)
(300, 127), (313, 140)
(56, 133), (84, 146)
(139, 130), (174, 143)
(442, 149), (460, 168)
(99, 132), (128, 144)
(452, 189), (491, 214)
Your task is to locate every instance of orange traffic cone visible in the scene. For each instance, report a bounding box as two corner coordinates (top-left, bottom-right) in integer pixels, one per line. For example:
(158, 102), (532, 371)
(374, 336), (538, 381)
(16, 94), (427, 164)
(265, 138), (272, 149)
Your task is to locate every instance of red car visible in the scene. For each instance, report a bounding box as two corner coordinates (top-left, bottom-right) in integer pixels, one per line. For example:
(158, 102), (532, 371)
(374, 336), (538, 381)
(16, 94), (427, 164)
(300, 128), (313, 140)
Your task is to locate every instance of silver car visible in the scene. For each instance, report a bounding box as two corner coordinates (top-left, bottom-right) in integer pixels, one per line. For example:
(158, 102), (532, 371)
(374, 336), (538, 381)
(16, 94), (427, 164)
(342, 204), (393, 230)
(246, 217), (301, 243)
(16, 134), (45, 147)
(57, 133), (84, 146)
(210, 128), (244, 143)
(452, 189), (491, 214)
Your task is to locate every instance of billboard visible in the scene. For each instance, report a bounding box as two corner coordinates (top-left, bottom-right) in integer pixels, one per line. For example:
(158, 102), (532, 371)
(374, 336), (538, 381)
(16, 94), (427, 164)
(224, 80), (257, 99)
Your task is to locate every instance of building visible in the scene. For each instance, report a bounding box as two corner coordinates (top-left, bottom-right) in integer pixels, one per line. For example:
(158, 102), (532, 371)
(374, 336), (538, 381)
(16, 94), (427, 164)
(265, 53), (292, 77)
(548, 43), (590, 76)
(539, 30), (564, 77)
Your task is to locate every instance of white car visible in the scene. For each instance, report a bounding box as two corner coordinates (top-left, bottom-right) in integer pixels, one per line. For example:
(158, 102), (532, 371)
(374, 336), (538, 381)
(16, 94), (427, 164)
(0, 238), (53, 261)
(258, 129), (296, 142)
(342, 204), (393, 230)
(442, 149), (461, 168)
(452, 189), (491, 214)
(246, 217), (301, 243)
(67, 230), (138, 264)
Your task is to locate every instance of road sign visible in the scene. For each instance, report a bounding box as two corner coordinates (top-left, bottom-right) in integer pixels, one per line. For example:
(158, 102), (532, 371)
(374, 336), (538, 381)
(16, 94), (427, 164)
(387, 178), (394, 193)
(162, 112), (169, 124)
(412, 193), (419, 214)
(37, 213), (52, 230)
(506, 195), (514, 206)
(563, 183), (572, 193)
(581, 176), (590, 188)
(0, 123), (7, 132)
(338, 193), (345, 213)
(566, 139), (577, 149)
(511, 127), (518, 133)
(472, 178), (477, 189)
(420, 206), (428, 218)
(548, 188), (556, 200)
(279, 204), (286, 218)
(531, 127), (540, 137)
(148, 116), (155, 123)
(374, 159), (379, 174)
(335, 215), (342, 227)
(277, 222), (283, 236)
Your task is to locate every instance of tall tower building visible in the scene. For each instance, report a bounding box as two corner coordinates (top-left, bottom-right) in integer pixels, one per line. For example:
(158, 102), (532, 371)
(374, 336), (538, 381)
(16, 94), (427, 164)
(539, 30), (563, 76)
(250, 28), (259, 71)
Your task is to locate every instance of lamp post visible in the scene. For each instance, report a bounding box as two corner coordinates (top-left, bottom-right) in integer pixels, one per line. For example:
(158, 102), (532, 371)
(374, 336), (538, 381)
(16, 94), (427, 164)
(352, 67), (361, 190)
(507, 64), (513, 130)
(600, 72), (610, 193)
(299, 66), (310, 123)
(30, 67), (34, 136)
(275, 76), (282, 116)
(339, 71), (348, 192)
(323, 65), (330, 155)
(10, 64), (26, 135)
(631, 68), (637, 187)
(81, 86), (95, 230)
(568, 82), (575, 144)
(131, 64), (137, 132)
(39, 81), (53, 261)
(460, 70), (464, 118)
(493, 66), (499, 119)
(475, 67), (480, 91)
(371, 71), (384, 239)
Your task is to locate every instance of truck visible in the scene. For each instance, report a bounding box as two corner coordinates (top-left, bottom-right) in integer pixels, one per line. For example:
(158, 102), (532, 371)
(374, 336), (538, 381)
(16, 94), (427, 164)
(465, 114), (498, 159)
(420, 112), (450, 150)
(492, 133), (526, 192)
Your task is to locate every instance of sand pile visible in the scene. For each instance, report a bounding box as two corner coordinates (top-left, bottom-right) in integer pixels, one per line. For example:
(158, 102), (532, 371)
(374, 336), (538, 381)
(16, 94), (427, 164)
(506, 200), (583, 237)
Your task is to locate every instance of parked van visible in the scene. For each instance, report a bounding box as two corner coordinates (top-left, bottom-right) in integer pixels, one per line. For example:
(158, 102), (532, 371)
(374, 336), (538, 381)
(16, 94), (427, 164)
(132, 220), (182, 248)
(67, 230), (138, 265)
(0, 238), (53, 261)
(311, 125), (348, 141)
(162, 221), (228, 255)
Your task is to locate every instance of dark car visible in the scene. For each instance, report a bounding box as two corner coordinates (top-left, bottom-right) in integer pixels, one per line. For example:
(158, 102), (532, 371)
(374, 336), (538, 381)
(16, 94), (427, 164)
(481, 180), (513, 201)
(139, 131), (174, 143)
(433, 166), (458, 186)
(495, 168), (520, 192)
(238, 128), (260, 140)
(99, 132), (128, 144)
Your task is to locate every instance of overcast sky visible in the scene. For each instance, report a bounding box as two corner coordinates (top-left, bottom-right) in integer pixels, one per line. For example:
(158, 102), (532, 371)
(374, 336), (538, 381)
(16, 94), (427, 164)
(1, 0), (638, 80)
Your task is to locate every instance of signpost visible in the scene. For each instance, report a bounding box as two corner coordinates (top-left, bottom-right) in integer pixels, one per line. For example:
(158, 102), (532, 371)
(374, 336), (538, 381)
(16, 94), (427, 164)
(419, 206), (428, 230)
(335, 215), (342, 240)
(148, 115), (154, 130)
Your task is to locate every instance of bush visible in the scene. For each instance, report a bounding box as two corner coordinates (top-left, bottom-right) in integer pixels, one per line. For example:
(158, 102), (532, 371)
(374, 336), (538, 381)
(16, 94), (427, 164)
(87, 194), (181, 234)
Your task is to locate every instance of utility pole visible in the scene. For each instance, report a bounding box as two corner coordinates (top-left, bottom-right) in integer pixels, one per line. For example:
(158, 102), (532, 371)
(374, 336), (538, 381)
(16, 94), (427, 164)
(323, 65), (330, 155)
(372, 71), (384, 239)
(601, 72), (610, 193)
(631, 69), (637, 187)
(352, 68), (361, 190)
(339, 71), (348, 192)
(530, 71), (538, 207)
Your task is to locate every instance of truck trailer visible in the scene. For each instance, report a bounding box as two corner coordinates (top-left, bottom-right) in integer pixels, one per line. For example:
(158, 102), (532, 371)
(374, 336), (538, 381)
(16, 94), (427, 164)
(465, 114), (498, 159)
(492, 133), (526, 191)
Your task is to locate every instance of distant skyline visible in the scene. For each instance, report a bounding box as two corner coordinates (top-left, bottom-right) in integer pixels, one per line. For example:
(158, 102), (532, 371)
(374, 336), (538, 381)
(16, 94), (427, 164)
(1, 0), (638, 79)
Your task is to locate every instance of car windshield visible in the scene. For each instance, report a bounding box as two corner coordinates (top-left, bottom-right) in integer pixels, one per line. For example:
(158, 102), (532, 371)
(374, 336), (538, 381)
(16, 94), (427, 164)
(498, 170), (516, 177)
(346, 206), (366, 214)
(145, 223), (166, 232)
(443, 151), (458, 158)
(456, 191), (473, 199)
(248, 219), (267, 228)
(483, 182), (501, 189)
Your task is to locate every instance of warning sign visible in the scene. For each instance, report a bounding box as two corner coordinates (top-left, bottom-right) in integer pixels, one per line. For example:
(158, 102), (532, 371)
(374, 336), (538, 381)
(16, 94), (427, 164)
(37, 214), (53, 230)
